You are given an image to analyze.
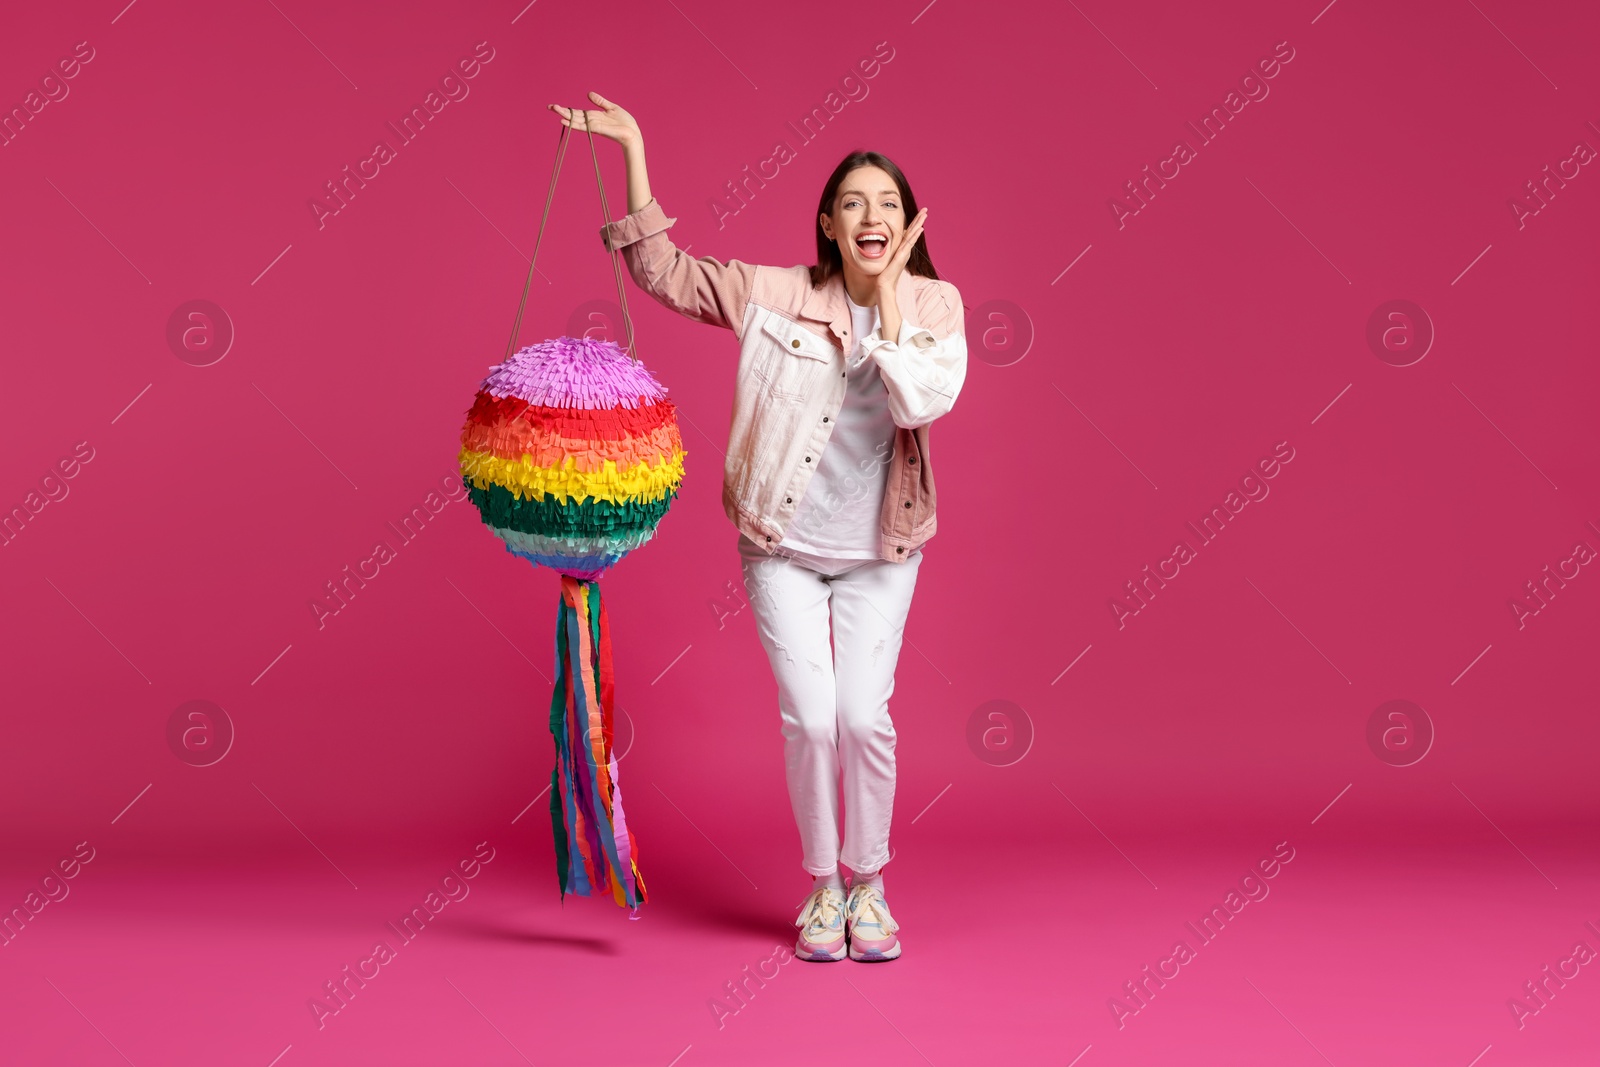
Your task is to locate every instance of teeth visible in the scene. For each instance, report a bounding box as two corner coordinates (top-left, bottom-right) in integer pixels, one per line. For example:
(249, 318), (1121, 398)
(858, 235), (886, 243)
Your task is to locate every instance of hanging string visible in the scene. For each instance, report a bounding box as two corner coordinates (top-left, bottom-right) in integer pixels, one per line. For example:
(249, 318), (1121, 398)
(504, 122), (571, 363)
(584, 119), (639, 363)
(503, 108), (642, 364)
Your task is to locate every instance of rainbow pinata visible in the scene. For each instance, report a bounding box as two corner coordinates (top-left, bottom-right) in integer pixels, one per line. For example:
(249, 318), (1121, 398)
(459, 336), (687, 580)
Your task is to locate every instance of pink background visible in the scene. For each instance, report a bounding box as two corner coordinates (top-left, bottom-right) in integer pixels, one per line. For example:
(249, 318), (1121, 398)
(2, 1), (1596, 1064)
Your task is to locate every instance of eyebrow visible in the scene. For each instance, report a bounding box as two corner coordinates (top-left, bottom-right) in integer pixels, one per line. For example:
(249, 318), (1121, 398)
(839, 188), (899, 198)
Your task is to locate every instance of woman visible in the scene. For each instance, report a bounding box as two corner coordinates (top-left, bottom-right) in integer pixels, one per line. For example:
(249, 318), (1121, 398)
(550, 92), (966, 962)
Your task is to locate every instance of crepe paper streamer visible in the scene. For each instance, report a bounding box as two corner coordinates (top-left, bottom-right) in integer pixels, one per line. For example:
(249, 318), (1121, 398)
(549, 574), (645, 907)
(459, 334), (683, 910)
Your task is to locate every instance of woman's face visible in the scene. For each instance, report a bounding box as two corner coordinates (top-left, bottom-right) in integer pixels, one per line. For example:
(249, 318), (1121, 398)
(820, 165), (906, 286)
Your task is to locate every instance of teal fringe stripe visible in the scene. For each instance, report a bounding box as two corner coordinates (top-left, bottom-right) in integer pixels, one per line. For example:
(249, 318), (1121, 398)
(466, 477), (678, 537)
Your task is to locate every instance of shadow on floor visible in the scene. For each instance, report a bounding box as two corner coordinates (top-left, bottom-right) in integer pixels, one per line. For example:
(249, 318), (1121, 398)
(436, 914), (618, 955)
(655, 900), (789, 942)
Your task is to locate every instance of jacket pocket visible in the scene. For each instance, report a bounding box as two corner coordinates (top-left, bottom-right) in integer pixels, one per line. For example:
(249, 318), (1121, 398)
(753, 311), (834, 400)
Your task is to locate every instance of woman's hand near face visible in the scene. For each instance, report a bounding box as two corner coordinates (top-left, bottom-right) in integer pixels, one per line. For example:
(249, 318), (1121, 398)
(547, 91), (653, 214)
(876, 206), (927, 299)
(874, 207), (926, 340)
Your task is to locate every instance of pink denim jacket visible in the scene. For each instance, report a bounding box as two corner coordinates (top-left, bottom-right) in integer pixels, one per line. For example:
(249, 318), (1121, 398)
(599, 197), (967, 562)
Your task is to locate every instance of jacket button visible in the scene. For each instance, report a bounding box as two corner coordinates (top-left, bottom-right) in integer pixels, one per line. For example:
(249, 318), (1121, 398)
(805, 456), (812, 462)
(822, 416), (829, 423)
(765, 535), (772, 542)
(791, 339), (801, 348)
(908, 457), (917, 465)
(904, 501), (912, 508)
(896, 546), (905, 554)
(786, 496), (792, 503)
(841, 371), (846, 377)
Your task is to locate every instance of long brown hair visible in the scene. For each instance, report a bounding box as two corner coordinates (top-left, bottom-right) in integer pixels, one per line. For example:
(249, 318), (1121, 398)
(809, 151), (938, 289)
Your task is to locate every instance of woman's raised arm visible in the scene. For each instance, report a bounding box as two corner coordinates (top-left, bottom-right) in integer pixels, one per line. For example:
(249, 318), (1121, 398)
(548, 92), (757, 337)
(548, 92), (652, 213)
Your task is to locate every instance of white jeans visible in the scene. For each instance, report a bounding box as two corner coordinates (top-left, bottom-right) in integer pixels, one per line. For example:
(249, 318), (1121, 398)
(738, 533), (924, 877)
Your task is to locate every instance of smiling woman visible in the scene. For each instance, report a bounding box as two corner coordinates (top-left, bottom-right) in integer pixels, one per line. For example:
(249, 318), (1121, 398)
(550, 91), (967, 964)
(810, 150), (935, 313)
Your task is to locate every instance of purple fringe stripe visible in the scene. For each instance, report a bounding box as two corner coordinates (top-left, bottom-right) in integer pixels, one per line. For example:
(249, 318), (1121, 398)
(480, 336), (671, 410)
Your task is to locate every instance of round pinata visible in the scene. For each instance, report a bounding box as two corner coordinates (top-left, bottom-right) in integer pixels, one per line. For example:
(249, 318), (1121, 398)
(458, 335), (687, 580)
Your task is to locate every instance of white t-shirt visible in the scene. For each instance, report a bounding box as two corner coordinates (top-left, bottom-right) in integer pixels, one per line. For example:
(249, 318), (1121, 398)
(777, 295), (897, 560)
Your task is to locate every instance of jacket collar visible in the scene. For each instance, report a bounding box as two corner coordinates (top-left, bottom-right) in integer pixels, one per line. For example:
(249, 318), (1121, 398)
(798, 267), (918, 348)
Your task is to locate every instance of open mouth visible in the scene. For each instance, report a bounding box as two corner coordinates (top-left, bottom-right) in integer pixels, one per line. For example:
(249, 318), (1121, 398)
(854, 232), (889, 260)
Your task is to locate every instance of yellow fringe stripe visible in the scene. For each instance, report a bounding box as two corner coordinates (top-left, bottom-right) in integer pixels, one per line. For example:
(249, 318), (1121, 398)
(460, 446), (687, 505)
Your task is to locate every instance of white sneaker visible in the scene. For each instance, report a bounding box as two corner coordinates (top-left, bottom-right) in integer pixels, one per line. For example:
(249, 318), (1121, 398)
(845, 884), (901, 961)
(793, 886), (848, 962)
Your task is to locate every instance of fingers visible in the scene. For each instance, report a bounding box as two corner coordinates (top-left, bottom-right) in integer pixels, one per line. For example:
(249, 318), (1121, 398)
(547, 103), (599, 130)
(590, 90), (617, 111)
(899, 210), (927, 255)
(896, 219), (924, 258)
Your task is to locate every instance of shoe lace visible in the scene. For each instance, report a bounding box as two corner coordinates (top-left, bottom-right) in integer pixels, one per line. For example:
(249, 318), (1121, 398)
(847, 886), (899, 934)
(796, 887), (844, 933)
